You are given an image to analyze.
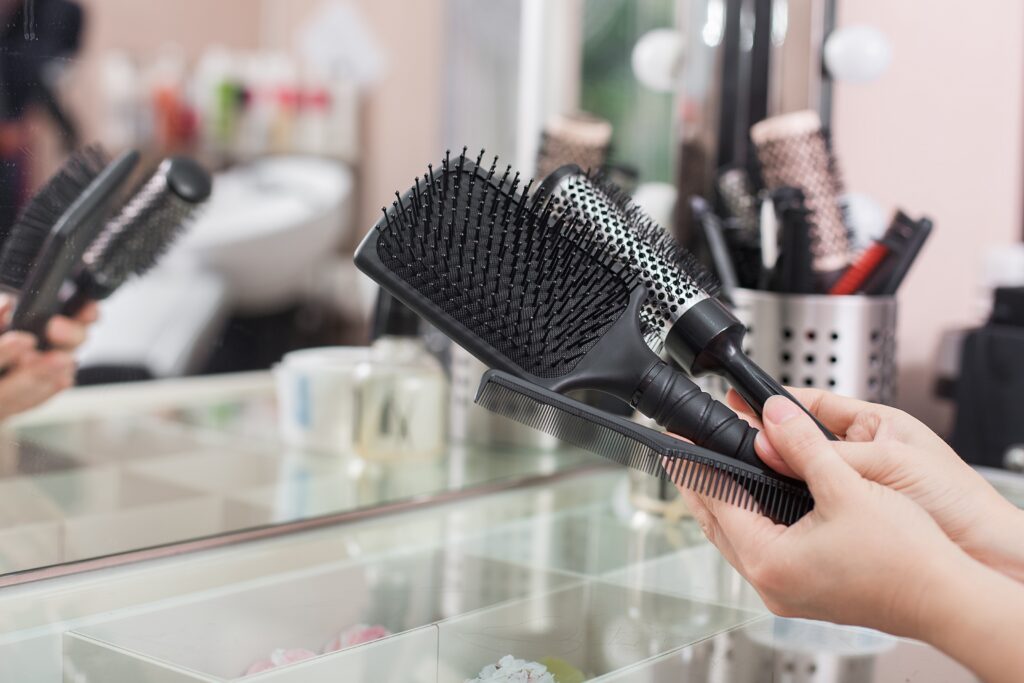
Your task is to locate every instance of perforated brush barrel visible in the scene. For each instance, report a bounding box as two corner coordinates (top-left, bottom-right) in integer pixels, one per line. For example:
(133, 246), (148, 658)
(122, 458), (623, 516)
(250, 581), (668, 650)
(730, 289), (898, 404)
(750, 111), (850, 274)
(545, 170), (716, 351)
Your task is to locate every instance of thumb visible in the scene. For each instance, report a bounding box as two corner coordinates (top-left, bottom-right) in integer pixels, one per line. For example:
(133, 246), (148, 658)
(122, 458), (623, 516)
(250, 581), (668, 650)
(761, 395), (858, 501)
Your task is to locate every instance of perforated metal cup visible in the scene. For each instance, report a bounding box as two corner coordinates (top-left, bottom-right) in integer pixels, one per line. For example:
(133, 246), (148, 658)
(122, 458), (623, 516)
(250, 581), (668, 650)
(730, 289), (898, 404)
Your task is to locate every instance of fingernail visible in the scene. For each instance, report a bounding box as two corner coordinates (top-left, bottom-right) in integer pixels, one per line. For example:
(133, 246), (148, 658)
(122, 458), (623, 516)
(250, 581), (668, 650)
(755, 430), (780, 460)
(764, 396), (802, 425)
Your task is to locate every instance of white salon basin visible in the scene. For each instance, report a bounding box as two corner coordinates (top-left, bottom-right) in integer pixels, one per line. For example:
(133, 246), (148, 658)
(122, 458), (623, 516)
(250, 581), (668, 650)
(167, 155), (353, 312)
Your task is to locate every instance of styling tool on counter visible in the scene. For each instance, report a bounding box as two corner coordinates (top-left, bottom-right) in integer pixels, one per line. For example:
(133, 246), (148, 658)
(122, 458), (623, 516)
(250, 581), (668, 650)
(830, 211), (932, 296)
(535, 111), (613, 179)
(0, 146), (109, 294)
(10, 149), (139, 341)
(715, 167), (759, 234)
(542, 166), (834, 439)
(861, 213), (933, 296)
(356, 290), (447, 461)
(354, 149), (811, 520)
(60, 156), (212, 316)
(691, 196), (739, 297)
(768, 187), (817, 294)
(751, 110), (851, 280)
(476, 370), (812, 525)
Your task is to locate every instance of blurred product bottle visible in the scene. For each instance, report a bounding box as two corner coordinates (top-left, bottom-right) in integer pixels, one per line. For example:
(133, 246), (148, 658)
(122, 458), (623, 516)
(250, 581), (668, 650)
(355, 293), (448, 461)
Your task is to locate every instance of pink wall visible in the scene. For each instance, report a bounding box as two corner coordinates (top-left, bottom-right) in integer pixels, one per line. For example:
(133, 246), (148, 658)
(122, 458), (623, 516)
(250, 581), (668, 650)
(832, 1), (1024, 431)
(59, 0), (444, 245)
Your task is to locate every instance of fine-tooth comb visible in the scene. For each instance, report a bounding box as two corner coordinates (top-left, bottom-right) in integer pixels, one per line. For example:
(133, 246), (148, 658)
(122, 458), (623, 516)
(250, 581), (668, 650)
(543, 165), (835, 440)
(476, 370), (813, 524)
(353, 148), (811, 523)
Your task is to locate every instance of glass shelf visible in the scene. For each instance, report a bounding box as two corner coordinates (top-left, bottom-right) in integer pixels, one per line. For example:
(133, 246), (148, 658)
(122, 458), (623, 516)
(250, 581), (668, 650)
(0, 372), (603, 580)
(65, 549), (577, 682)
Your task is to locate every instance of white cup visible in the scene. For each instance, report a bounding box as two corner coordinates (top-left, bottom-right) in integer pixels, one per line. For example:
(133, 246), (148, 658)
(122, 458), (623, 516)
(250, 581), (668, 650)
(274, 347), (371, 454)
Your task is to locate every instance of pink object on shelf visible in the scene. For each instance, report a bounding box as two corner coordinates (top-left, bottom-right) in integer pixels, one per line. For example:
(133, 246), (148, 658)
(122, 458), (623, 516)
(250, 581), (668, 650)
(244, 648), (317, 676)
(323, 624), (392, 653)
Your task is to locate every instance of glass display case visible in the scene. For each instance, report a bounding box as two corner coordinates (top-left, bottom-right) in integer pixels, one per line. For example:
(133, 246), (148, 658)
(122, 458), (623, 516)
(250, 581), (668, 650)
(0, 372), (601, 581)
(0, 371), (1013, 681)
(0, 465), (974, 682)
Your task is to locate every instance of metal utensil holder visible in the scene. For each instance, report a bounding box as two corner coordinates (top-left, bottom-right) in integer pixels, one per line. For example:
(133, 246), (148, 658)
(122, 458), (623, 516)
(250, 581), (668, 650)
(730, 289), (898, 404)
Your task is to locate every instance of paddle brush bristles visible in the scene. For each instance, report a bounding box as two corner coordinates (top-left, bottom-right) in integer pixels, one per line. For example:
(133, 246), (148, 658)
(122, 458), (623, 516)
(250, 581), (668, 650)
(476, 370), (814, 525)
(0, 145), (108, 292)
(375, 149), (640, 379)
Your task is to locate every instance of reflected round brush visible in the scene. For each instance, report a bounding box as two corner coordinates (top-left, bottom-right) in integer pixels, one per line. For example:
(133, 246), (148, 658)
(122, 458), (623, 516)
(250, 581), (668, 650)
(716, 167), (759, 234)
(61, 156), (212, 315)
(750, 110), (851, 274)
(535, 111), (613, 179)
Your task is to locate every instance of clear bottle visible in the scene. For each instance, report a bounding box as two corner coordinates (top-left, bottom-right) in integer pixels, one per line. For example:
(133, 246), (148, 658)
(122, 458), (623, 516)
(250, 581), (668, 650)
(355, 294), (448, 461)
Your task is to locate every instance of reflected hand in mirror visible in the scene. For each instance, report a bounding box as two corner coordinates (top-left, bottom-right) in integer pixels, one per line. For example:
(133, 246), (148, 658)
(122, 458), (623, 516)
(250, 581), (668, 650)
(0, 294), (98, 420)
(673, 395), (1024, 683)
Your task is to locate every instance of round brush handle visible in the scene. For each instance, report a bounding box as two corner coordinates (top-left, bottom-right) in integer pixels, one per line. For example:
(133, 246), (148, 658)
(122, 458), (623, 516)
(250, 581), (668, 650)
(60, 272), (111, 318)
(724, 352), (837, 440)
(633, 361), (762, 470)
(61, 288), (91, 318)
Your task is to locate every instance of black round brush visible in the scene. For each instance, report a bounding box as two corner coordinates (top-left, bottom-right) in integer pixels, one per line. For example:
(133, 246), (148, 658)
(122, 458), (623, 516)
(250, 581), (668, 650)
(61, 156), (212, 316)
(355, 149), (812, 524)
(0, 145), (108, 294)
(544, 166), (835, 439)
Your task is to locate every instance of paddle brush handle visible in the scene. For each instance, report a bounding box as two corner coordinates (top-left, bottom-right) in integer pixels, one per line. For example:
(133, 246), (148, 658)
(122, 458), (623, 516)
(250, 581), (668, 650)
(633, 361), (762, 470)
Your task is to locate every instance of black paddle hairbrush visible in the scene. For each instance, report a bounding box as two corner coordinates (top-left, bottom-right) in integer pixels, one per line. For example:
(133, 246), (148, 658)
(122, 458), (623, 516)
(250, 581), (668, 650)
(10, 149), (139, 341)
(543, 166), (835, 439)
(0, 145), (109, 294)
(61, 156), (212, 316)
(354, 149), (811, 522)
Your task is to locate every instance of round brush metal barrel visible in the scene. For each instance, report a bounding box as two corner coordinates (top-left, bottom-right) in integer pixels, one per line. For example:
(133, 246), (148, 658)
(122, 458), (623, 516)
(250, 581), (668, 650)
(62, 156), (211, 316)
(546, 167), (835, 438)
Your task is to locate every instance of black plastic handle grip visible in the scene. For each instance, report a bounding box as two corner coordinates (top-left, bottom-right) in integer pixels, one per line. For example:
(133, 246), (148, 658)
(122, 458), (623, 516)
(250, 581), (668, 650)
(632, 360), (763, 471)
(725, 352), (838, 441)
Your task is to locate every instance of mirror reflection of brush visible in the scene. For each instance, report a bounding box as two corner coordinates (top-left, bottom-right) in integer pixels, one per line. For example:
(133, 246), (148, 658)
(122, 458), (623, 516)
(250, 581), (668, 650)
(60, 156), (212, 316)
(535, 111), (613, 180)
(354, 149), (811, 523)
(543, 166), (835, 439)
(10, 149), (140, 343)
(0, 145), (108, 295)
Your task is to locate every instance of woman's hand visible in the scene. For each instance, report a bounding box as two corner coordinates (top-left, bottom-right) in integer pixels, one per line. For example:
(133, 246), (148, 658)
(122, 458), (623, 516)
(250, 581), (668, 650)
(676, 395), (1024, 683)
(0, 296), (99, 420)
(675, 396), (970, 635)
(727, 388), (1024, 582)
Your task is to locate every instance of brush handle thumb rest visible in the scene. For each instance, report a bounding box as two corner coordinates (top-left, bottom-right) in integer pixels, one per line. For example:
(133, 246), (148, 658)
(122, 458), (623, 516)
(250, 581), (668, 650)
(632, 361), (761, 470)
(722, 352), (837, 441)
(667, 298), (836, 440)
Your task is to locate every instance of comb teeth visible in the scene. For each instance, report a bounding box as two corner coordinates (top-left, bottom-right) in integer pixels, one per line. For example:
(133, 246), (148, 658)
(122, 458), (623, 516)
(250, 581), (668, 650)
(0, 146), (108, 291)
(374, 148), (641, 379)
(84, 158), (209, 290)
(476, 371), (813, 525)
(548, 170), (721, 349)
